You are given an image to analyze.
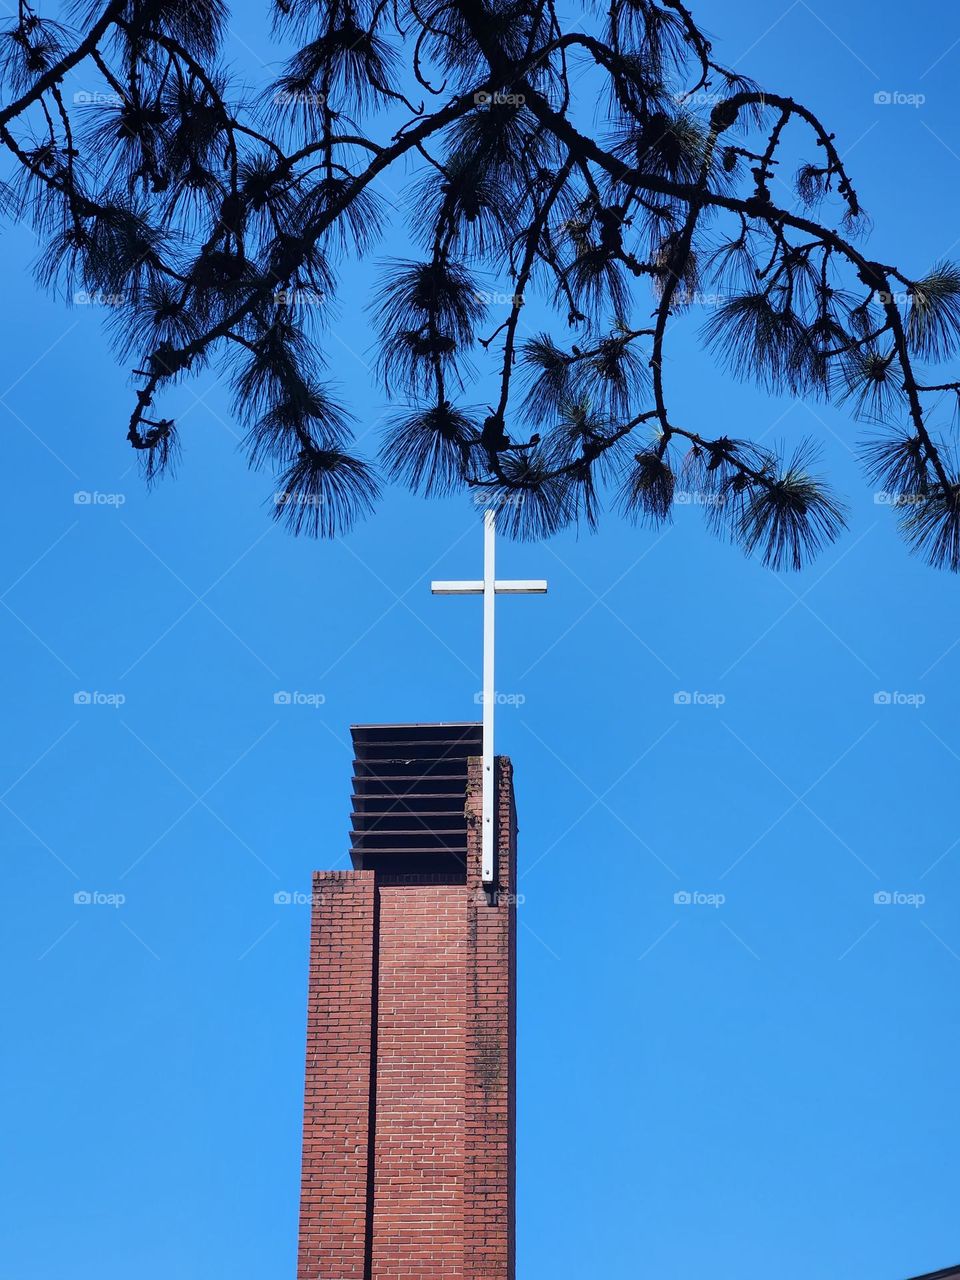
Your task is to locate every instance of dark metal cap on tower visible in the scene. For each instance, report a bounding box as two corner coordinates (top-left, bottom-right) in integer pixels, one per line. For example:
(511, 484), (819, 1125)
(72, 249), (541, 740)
(349, 722), (482, 882)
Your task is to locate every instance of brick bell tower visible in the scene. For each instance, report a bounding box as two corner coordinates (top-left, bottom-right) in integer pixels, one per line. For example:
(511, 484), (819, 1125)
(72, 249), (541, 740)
(296, 722), (517, 1280)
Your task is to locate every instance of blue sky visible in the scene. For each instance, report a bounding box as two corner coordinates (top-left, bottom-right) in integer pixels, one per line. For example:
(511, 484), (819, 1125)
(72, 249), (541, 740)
(2, 0), (959, 1277)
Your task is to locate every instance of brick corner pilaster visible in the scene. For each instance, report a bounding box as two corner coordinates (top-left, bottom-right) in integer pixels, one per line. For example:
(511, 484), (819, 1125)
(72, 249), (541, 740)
(464, 756), (517, 1280)
(297, 869), (378, 1280)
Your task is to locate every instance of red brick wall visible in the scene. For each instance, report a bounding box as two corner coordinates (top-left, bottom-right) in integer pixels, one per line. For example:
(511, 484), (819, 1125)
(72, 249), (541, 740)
(296, 757), (516, 1280)
(372, 882), (466, 1278)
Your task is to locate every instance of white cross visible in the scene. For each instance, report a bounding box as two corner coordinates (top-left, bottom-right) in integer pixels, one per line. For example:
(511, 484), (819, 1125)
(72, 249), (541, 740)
(431, 508), (547, 883)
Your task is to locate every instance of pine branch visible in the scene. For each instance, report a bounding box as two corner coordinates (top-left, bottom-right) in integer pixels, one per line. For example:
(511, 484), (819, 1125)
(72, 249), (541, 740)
(0, 0), (957, 569)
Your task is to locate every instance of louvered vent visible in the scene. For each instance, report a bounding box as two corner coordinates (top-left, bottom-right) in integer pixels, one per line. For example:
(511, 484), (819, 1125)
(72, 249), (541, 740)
(349, 723), (482, 883)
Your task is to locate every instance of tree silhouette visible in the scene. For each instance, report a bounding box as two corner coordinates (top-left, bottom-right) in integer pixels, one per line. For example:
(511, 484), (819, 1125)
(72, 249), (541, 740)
(3, 0), (960, 569)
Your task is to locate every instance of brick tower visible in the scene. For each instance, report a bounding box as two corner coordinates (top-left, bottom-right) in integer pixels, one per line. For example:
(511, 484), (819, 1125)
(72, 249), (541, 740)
(296, 722), (517, 1280)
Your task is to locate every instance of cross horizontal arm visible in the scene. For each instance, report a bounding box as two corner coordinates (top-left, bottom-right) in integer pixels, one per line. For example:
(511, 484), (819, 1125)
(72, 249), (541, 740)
(494, 580), (548, 594)
(431, 580), (483, 594)
(431, 580), (548, 595)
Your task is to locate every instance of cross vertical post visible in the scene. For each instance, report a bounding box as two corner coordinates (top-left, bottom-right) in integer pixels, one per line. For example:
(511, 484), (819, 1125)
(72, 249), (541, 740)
(482, 509), (496, 881)
(431, 507), (548, 884)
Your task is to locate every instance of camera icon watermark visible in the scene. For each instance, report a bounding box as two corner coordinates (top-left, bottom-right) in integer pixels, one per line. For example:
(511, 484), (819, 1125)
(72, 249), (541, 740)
(473, 90), (525, 107)
(873, 690), (925, 707)
(74, 889), (126, 907)
(73, 89), (123, 106)
(874, 90), (925, 108)
(674, 890), (726, 908)
(474, 289), (525, 306)
(471, 491), (525, 509)
(673, 690), (726, 707)
(74, 490), (126, 506)
(874, 490), (924, 506)
(273, 287), (326, 306)
(469, 887), (526, 907)
(274, 491), (325, 508)
(74, 691), (126, 707)
(274, 88), (326, 106)
(73, 291), (125, 307)
(674, 89), (725, 108)
(273, 690), (326, 707)
(873, 890), (925, 908)
(674, 489), (725, 506)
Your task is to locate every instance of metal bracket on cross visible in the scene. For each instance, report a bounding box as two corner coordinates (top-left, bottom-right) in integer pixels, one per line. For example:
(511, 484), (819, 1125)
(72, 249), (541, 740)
(431, 508), (547, 883)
